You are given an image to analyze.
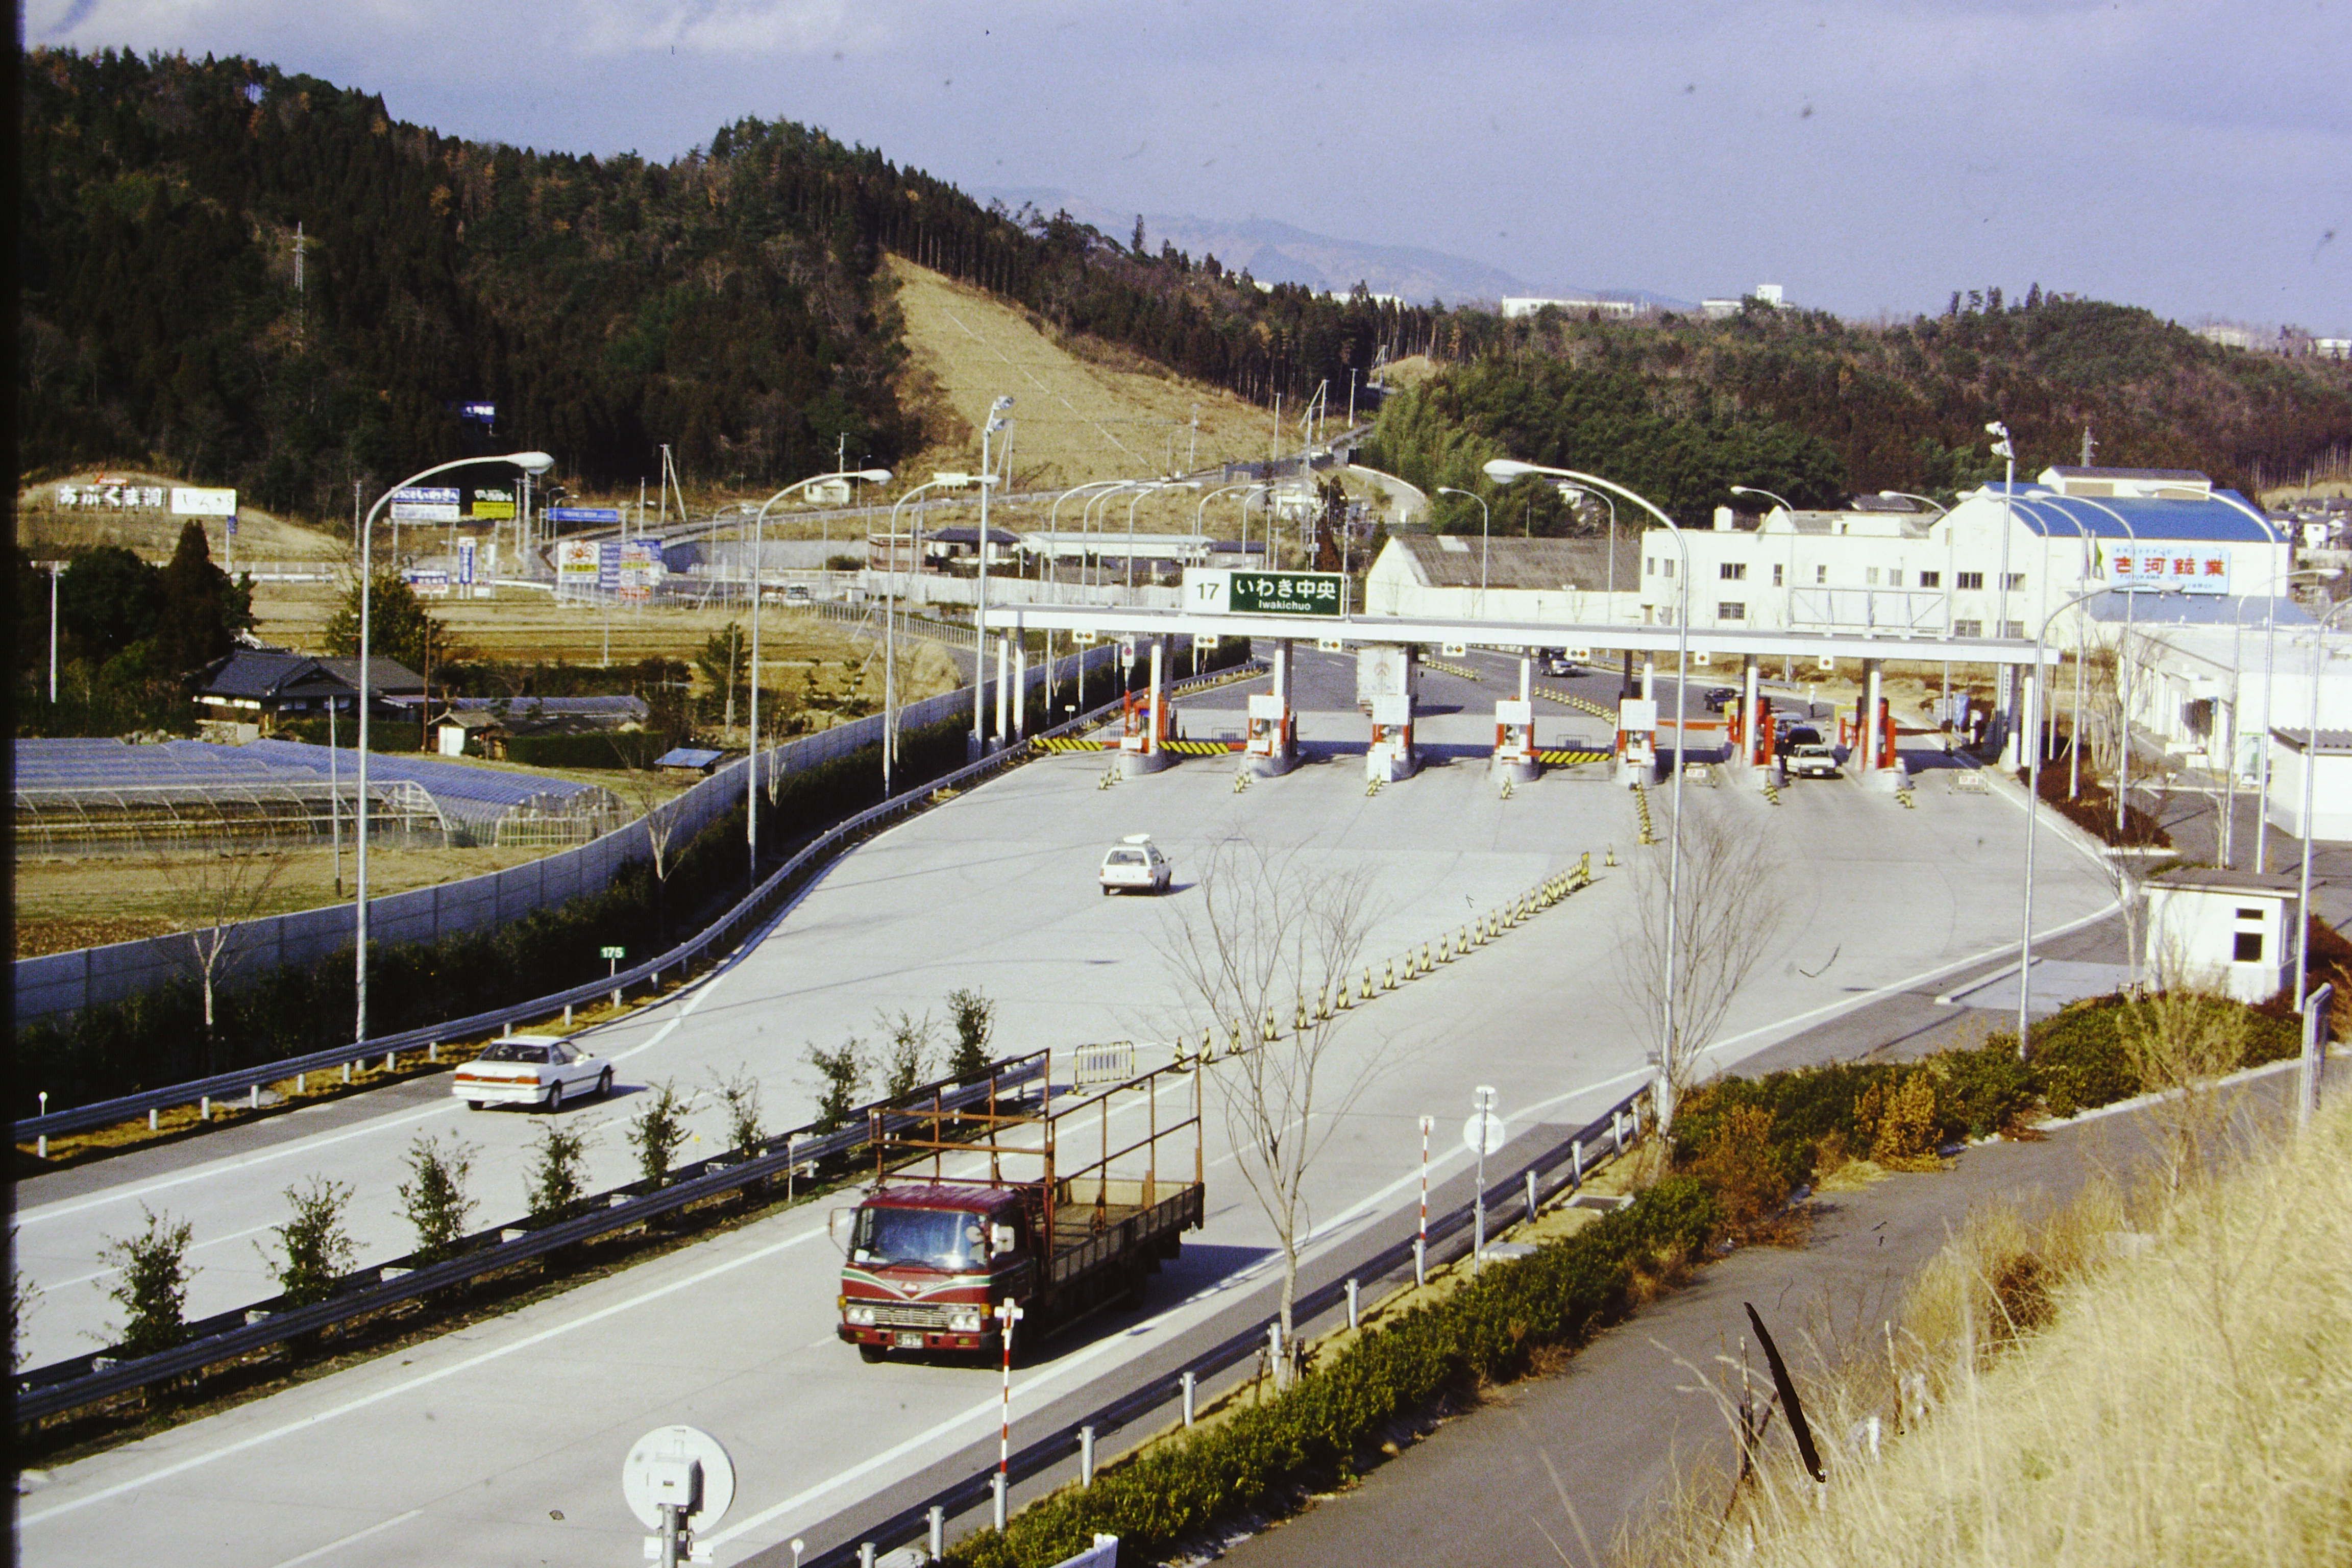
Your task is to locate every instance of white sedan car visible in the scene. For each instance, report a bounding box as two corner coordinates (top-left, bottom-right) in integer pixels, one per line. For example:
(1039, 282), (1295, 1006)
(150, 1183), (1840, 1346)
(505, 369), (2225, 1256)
(451, 1035), (614, 1111)
(1099, 834), (1172, 895)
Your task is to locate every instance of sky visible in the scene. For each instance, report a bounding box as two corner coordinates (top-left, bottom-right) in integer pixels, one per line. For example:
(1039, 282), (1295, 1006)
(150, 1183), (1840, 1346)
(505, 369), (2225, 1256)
(29, 0), (2351, 331)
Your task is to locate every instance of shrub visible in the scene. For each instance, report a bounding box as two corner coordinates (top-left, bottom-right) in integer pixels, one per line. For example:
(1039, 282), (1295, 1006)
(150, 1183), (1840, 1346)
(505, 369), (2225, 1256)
(1688, 1104), (1787, 1229)
(99, 1207), (194, 1357)
(946, 988), (996, 1082)
(398, 1135), (477, 1263)
(880, 1011), (937, 1101)
(944, 1177), (1717, 1567)
(263, 1177), (356, 1306)
(713, 1066), (765, 1158)
(525, 1122), (592, 1219)
(808, 1040), (865, 1132)
(629, 1082), (690, 1186)
(1920, 1038), (2037, 1138)
(1864, 1075), (1941, 1168)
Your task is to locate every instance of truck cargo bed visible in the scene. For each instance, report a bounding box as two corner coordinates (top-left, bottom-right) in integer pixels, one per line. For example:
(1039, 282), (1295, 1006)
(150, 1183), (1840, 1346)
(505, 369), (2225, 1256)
(1046, 1178), (1205, 1290)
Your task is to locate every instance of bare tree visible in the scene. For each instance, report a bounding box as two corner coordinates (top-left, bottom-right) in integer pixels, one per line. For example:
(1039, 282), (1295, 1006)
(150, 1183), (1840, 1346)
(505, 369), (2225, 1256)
(611, 762), (682, 938)
(1159, 842), (1375, 1388)
(1618, 800), (1785, 1136)
(150, 838), (292, 1068)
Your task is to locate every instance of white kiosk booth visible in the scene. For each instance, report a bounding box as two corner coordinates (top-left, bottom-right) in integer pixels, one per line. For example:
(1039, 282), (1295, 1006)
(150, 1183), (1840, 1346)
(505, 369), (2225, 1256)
(1243, 638), (1299, 777)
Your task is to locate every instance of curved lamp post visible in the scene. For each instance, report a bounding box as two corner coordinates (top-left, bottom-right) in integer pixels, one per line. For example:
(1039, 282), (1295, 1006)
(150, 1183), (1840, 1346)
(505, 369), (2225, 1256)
(1434, 487), (1490, 614)
(1083, 482), (1148, 588)
(2018, 584), (2177, 1057)
(1125, 481), (1200, 592)
(975, 396), (1014, 748)
(2005, 495), (2096, 797)
(356, 450), (555, 1045)
(1487, 458), (1690, 1124)
(1195, 481), (1266, 559)
(1048, 480), (1129, 602)
(1562, 484), (1622, 596)
(2295, 600), (2352, 1010)
(2205, 488), (2295, 872)
(1729, 486), (1795, 627)
(746, 467), (894, 881)
(881, 474), (972, 792)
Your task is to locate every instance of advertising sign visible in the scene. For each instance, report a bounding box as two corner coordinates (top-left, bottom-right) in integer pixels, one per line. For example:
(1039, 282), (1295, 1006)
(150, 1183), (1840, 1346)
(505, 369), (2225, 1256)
(56, 483), (166, 509)
(598, 541), (623, 594)
(1183, 567), (1346, 617)
(556, 538), (601, 592)
(458, 537), (478, 586)
(405, 569), (452, 599)
(170, 487), (238, 517)
(549, 506), (624, 525)
(619, 542), (662, 601)
(1355, 644), (1417, 704)
(392, 485), (461, 523)
(2105, 544), (2229, 595)
(470, 487), (516, 521)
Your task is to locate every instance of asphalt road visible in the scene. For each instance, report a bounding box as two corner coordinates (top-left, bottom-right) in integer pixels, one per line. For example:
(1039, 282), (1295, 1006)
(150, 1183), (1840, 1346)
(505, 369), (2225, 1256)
(14, 652), (2119, 1568)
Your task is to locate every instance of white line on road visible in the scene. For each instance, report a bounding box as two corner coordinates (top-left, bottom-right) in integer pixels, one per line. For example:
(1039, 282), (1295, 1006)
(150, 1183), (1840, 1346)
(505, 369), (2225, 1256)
(262, 1509), (424, 1568)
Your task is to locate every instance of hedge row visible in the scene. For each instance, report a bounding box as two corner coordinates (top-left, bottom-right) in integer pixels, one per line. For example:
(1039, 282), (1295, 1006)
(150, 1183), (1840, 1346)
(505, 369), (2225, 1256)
(1671, 989), (2305, 1191)
(16, 645), (1255, 1117)
(946, 1176), (1719, 1568)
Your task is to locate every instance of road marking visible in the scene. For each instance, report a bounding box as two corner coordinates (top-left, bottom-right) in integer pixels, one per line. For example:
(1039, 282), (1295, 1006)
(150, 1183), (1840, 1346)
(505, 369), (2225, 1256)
(43, 1218), (281, 1290)
(262, 1509), (424, 1568)
(17, 1221), (838, 1528)
(16, 1101), (464, 1227)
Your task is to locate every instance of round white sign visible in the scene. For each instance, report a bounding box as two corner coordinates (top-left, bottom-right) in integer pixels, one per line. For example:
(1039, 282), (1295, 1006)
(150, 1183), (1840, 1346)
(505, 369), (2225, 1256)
(1462, 1110), (1508, 1158)
(622, 1425), (737, 1531)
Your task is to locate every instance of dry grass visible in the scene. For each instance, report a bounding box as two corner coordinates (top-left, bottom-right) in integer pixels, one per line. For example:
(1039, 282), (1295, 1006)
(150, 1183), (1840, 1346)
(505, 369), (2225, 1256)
(16, 470), (348, 561)
(1629, 1099), (2352, 1568)
(884, 256), (1281, 489)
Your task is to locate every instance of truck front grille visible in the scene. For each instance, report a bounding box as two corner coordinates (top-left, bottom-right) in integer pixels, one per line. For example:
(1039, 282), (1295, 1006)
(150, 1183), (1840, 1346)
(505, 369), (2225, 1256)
(869, 1302), (962, 1331)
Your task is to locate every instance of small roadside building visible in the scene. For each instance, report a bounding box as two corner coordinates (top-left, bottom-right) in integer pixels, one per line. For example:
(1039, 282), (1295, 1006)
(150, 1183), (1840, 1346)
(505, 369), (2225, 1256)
(2266, 728), (2352, 843)
(2142, 867), (2299, 1003)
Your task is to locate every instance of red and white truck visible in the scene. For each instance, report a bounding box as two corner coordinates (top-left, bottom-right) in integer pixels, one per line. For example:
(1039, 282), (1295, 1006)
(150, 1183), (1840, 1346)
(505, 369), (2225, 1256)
(834, 1050), (1204, 1361)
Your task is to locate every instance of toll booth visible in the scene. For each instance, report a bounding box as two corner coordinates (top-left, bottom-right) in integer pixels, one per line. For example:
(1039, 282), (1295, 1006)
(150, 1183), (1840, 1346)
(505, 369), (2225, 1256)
(1244, 638), (1298, 777)
(1616, 697), (1658, 787)
(1116, 639), (1172, 776)
(1848, 660), (1904, 791)
(1368, 692), (1418, 782)
(1491, 698), (1537, 785)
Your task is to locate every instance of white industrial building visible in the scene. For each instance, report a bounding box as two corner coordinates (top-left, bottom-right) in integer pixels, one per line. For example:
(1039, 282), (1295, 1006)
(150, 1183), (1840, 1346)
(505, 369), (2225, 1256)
(1636, 467), (2291, 642)
(1362, 534), (1643, 624)
(2142, 869), (2299, 1003)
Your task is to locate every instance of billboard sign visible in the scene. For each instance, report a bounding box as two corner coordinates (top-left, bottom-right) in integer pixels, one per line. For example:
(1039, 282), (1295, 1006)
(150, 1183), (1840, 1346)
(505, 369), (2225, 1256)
(556, 538), (601, 591)
(2105, 544), (2229, 595)
(405, 569), (452, 599)
(457, 401), (497, 425)
(470, 486), (516, 521)
(458, 537), (478, 586)
(392, 485), (461, 523)
(56, 483), (166, 509)
(170, 487), (237, 517)
(1355, 644), (1417, 703)
(1183, 567), (1345, 617)
(619, 542), (662, 600)
(598, 541), (623, 594)
(548, 506), (624, 525)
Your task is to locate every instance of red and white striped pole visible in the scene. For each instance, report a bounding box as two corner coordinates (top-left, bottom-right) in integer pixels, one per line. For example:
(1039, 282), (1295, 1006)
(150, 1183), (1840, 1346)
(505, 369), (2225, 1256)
(1416, 1114), (1432, 1286)
(994, 1297), (1023, 1529)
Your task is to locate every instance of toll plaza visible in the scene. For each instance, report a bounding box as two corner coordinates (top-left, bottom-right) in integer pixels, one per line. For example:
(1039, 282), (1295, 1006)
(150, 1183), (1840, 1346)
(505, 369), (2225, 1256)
(985, 582), (2054, 792)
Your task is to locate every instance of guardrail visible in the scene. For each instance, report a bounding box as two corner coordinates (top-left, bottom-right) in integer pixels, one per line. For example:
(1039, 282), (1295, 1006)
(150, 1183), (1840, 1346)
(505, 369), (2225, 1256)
(14, 658), (1259, 1146)
(799, 1080), (1659, 1568)
(12, 1056), (1053, 1423)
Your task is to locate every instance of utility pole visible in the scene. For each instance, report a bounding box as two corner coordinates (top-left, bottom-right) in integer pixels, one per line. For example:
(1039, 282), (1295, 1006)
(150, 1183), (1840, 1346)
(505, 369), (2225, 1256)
(47, 561), (61, 701)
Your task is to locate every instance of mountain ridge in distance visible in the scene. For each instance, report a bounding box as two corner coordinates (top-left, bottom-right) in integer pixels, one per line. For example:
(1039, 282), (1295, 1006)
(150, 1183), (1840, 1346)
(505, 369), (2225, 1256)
(976, 186), (1688, 311)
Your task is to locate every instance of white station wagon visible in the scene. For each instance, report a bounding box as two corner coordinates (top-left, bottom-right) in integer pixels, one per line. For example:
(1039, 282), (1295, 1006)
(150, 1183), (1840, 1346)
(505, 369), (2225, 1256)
(451, 1035), (614, 1112)
(1099, 834), (1172, 895)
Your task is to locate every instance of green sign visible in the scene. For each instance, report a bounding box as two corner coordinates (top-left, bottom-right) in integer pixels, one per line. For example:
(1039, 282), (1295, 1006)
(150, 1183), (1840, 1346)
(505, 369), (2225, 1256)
(600, 945), (625, 960)
(1227, 571), (1346, 617)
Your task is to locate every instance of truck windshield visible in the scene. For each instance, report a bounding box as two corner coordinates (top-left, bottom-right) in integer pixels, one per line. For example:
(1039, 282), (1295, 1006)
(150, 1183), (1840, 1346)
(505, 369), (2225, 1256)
(853, 1207), (984, 1271)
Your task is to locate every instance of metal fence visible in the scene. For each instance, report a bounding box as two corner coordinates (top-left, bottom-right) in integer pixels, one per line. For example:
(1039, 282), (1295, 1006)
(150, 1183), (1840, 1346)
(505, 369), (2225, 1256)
(13, 652), (1261, 1141)
(11, 1056), (1053, 1422)
(795, 1081), (1659, 1568)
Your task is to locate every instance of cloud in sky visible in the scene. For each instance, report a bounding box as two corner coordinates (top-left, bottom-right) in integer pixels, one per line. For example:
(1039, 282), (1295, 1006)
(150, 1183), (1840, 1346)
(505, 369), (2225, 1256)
(30, 0), (2351, 329)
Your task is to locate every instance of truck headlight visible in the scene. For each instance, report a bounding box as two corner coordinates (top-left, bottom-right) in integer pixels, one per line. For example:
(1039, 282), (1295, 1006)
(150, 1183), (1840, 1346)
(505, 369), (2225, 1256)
(949, 1309), (984, 1334)
(845, 1304), (876, 1327)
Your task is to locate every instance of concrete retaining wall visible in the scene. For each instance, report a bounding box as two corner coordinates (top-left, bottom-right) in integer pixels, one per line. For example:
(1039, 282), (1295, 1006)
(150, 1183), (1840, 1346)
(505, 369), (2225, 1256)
(14, 648), (1120, 1029)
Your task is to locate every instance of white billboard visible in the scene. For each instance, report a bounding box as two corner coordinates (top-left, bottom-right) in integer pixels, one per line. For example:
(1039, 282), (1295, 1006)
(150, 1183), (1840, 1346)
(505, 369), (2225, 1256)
(170, 486), (237, 517)
(2105, 544), (2230, 595)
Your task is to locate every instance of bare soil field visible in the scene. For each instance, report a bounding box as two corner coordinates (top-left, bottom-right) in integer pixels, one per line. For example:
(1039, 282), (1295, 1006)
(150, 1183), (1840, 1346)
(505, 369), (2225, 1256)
(17, 469), (348, 562)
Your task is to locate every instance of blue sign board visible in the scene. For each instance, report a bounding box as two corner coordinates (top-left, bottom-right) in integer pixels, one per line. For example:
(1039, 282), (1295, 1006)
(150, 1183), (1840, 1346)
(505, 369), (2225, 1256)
(548, 507), (624, 524)
(457, 402), (497, 425)
(598, 542), (622, 592)
(395, 486), (461, 503)
(458, 537), (477, 586)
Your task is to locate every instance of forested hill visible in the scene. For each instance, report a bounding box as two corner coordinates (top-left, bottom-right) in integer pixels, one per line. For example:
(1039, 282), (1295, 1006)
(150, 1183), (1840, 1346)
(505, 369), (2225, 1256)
(18, 49), (1431, 521)
(1364, 297), (2352, 535)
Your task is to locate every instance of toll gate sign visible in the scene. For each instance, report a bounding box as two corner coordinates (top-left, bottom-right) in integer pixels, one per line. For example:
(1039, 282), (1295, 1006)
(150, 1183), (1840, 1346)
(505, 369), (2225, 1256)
(1184, 567), (1346, 617)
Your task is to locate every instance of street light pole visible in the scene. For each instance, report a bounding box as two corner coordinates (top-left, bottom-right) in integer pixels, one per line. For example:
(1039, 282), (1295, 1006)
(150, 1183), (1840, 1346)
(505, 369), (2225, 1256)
(883, 475), (969, 792)
(745, 466), (895, 882)
(1487, 459), (1689, 1122)
(2205, 488), (2295, 873)
(48, 561), (62, 702)
(354, 450), (554, 1045)
(2018, 584), (2165, 1059)
(1434, 487), (1490, 616)
(2296, 602), (2352, 1011)
(976, 397), (1014, 750)
(1988, 421), (2019, 752)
